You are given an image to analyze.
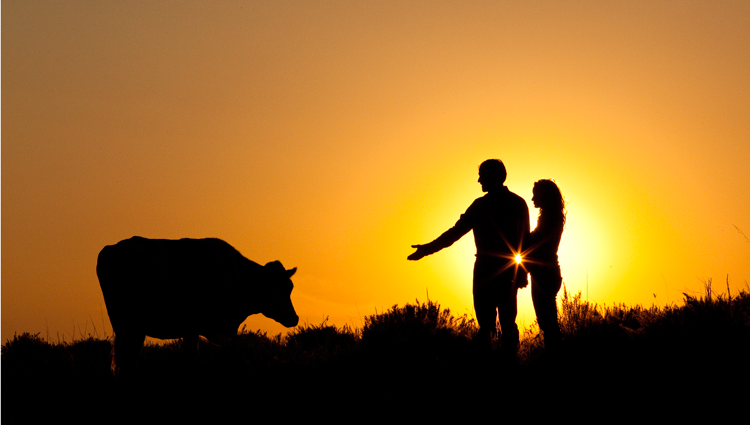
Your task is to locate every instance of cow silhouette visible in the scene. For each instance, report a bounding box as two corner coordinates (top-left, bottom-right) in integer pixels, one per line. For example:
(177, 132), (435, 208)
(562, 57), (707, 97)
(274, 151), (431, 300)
(96, 236), (299, 375)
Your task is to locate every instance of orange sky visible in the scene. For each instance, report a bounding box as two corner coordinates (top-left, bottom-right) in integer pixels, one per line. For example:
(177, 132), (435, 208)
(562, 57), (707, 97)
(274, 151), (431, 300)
(3, 1), (750, 341)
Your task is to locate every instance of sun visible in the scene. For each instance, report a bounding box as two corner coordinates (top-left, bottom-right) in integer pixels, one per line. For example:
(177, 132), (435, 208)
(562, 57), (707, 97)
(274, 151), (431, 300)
(514, 253), (522, 264)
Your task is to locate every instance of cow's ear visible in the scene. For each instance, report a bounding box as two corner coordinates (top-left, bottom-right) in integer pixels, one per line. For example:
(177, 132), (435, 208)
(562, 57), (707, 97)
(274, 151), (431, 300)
(286, 267), (297, 278)
(265, 261), (284, 271)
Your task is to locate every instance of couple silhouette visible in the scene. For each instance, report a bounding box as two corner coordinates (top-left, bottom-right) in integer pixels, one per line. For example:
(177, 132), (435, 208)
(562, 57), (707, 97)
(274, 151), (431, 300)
(408, 159), (565, 355)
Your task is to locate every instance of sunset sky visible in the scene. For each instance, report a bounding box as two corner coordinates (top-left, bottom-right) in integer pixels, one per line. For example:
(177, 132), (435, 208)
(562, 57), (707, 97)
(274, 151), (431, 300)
(3, 1), (749, 341)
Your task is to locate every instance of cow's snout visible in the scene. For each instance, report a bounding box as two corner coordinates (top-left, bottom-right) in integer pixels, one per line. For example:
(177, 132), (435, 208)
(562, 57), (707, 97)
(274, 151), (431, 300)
(281, 314), (299, 328)
(271, 310), (298, 327)
(263, 300), (299, 328)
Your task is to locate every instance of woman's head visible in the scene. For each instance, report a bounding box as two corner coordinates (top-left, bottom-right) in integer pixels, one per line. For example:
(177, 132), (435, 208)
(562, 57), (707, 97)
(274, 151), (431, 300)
(532, 179), (566, 223)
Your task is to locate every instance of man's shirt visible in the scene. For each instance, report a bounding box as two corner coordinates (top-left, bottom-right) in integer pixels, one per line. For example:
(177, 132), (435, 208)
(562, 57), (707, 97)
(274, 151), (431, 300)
(425, 186), (530, 260)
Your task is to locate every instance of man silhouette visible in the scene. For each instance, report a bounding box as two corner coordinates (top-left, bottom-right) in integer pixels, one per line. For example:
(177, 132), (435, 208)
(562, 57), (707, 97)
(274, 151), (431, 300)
(408, 159), (529, 354)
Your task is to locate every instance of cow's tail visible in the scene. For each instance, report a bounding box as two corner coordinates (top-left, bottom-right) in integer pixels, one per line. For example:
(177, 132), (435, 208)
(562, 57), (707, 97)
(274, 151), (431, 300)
(97, 246), (121, 377)
(109, 337), (118, 377)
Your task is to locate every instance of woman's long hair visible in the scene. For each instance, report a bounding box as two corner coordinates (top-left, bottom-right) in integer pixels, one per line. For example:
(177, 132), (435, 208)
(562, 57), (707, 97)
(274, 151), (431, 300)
(533, 179), (566, 228)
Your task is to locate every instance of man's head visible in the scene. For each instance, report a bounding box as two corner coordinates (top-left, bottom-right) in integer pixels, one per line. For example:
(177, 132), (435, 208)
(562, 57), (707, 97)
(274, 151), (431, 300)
(478, 159), (507, 192)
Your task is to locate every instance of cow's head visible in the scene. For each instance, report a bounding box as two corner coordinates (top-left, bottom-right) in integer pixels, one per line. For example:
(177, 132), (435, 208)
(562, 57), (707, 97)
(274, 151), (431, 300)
(260, 261), (299, 327)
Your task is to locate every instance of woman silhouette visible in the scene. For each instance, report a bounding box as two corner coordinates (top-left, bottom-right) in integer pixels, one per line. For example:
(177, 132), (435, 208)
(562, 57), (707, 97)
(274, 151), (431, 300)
(526, 179), (566, 350)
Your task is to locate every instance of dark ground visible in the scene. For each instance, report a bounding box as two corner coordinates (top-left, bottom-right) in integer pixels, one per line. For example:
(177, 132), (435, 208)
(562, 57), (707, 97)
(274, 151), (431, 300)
(4, 290), (749, 423)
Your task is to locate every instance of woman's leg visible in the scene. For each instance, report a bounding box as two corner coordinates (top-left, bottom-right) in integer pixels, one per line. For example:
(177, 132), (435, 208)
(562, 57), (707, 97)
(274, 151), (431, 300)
(531, 269), (562, 349)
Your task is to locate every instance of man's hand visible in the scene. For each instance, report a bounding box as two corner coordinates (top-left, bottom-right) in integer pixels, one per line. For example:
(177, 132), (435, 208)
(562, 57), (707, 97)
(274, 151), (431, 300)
(407, 244), (430, 261)
(515, 270), (529, 289)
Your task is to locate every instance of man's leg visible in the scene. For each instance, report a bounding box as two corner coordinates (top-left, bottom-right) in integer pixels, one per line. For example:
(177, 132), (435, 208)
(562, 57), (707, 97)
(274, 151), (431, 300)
(473, 263), (500, 350)
(497, 279), (520, 355)
(473, 284), (498, 348)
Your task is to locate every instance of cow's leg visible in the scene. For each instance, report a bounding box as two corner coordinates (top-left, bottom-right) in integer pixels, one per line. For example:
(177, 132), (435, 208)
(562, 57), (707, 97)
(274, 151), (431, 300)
(181, 334), (200, 367)
(182, 334), (199, 352)
(113, 332), (145, 381)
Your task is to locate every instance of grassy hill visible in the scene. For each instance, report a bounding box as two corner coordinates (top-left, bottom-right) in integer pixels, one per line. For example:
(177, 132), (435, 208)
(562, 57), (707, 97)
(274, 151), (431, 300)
(3, 280), (749, 422)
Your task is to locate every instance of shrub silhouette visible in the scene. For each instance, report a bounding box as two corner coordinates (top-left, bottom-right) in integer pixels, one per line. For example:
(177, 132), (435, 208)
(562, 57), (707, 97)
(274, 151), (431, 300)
(286, 319), (358, 353)
(360, 299), (476, 364)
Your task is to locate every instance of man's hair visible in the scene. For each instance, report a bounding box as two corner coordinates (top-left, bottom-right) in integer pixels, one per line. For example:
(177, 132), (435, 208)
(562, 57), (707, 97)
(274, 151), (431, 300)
(479, 159), (507, 184)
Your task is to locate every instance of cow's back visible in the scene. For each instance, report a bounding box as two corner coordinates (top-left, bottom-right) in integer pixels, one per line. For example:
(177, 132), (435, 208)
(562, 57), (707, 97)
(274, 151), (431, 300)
(97, 237), (252, 339)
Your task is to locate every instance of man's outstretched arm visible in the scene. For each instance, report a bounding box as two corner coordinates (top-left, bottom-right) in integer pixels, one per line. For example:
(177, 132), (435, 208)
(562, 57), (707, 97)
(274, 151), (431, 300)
(407, 244), (435, 261)
(408, 215), (472, 261)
